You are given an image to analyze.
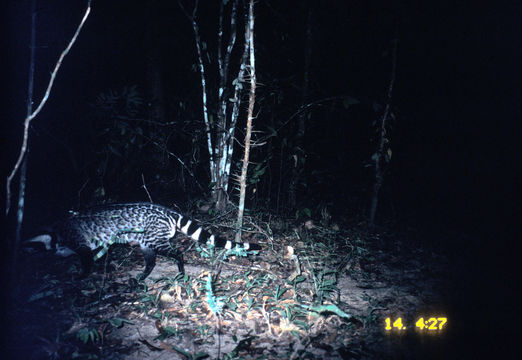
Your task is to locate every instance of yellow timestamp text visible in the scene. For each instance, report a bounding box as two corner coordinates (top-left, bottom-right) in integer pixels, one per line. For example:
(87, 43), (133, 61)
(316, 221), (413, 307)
(384, 317), (447, 332)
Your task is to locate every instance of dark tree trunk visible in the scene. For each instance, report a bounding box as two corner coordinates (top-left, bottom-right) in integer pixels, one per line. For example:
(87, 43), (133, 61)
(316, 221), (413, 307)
(369, 38), (398, 228)
(10, 0), (37, 287)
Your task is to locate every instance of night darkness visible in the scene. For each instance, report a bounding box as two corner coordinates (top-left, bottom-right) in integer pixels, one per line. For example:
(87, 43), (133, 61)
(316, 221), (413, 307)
(4, 0), (520, 359)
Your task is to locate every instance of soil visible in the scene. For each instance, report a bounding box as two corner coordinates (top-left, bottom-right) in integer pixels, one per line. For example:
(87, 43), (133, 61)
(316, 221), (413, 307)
(4, 222), (511, 359)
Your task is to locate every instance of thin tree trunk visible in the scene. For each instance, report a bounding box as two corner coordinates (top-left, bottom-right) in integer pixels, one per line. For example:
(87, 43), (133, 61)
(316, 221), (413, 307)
(10, 0), (37, 284)
(179, 0), (244, 212)
(235, 0), (256, 243)
(12, 0), (36, 253)
(215, 0), (239, 212)
(6, 1), (91, 216)
(369, 38), (398, 228)
(8, 0), (90, 291)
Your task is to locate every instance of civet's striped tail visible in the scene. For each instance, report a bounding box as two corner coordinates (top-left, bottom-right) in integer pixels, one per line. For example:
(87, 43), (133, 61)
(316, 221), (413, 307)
(175, 214), (261, 251)
(27, 203), (261, 280)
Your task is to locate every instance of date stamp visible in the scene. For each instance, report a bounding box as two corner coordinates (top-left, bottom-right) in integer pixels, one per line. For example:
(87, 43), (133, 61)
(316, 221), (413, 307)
(384, 316), (448, 332)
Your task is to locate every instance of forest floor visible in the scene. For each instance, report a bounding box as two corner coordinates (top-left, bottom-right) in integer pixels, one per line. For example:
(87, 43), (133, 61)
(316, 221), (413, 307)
(6, 216), (486, 359)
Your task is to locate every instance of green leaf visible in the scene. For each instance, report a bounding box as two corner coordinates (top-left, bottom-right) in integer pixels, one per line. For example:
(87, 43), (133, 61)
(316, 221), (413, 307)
(292, 320), (310, 330)
(194, 353), (210, 360)
(76, 328), (100, 344)
(170, 345), (191, 357)
(275, 286), (287, 300)
(306, 304), (352, 320)
(108, 317), (134, 328)
(28, 290), (55, 303)
(287, 276), (306, 286)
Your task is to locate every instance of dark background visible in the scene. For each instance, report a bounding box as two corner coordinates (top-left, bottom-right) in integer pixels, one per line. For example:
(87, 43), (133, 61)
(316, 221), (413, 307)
(4, 0), (520, 354)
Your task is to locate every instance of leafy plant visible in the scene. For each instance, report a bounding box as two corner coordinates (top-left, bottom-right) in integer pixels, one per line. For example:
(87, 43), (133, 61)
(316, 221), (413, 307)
(308, 265), (339, 304)
(154, 325), (179, 341)
(248, 162), (267, 185)
(295, 207), (312, 221)
(76, 327), (100, 345)
(107, 317), (133, 329)
(205, 274), (224, 315)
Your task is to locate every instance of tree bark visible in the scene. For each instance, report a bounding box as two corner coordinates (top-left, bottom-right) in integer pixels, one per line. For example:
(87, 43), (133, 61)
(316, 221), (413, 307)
(179, 0), (245, 212)
(235, 0), (256, 243)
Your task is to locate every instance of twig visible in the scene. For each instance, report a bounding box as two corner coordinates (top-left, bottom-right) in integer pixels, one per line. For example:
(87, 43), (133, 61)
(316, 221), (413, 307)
(6, 1), (92, 215)
(141, 174), (153, 202)
(139, 131), (204, 191)
(76, 178), (89, 209)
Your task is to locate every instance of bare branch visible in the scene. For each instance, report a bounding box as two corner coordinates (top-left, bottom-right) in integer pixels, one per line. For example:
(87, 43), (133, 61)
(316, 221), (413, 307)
(6, 1), (92, 216)
(135, 130), (204, 191)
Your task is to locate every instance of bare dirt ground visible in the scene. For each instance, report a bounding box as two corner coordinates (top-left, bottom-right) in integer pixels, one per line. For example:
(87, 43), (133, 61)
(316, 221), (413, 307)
(5, 223), (495, 359)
